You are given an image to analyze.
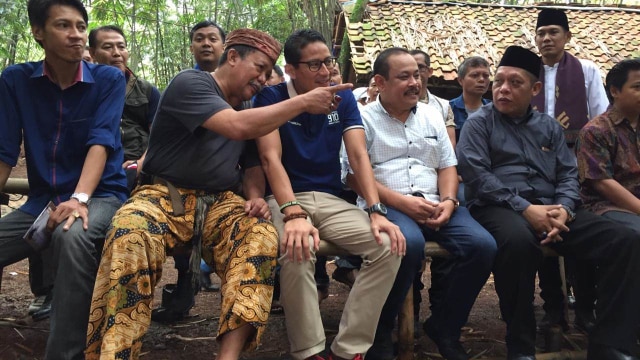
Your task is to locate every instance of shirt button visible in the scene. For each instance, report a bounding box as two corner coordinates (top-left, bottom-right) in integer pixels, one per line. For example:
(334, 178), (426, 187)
(410, 184), (414, 187)
(409, 141), (412, 144)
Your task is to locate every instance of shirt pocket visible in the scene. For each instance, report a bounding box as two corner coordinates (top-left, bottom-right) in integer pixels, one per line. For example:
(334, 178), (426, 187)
(418, 135), (441, 168)
(65, 117), (93, 149)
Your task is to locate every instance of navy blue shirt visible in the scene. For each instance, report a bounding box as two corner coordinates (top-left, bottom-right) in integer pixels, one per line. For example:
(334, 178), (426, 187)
(254, 81), (363, 196)
(450, 94), (491, 142)
(0, 60), (128, 216)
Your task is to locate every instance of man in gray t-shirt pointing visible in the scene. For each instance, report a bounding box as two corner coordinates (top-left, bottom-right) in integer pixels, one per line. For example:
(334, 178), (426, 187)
(86, 28), (353, 359)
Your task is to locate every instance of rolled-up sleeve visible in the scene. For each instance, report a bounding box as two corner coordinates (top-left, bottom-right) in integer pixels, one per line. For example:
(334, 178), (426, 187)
(0, 71), (21, 167)
(87, 69), (126, 151)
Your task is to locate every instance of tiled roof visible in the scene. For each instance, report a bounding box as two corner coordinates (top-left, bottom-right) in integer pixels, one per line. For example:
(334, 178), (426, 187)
(340, 1), (640, 83)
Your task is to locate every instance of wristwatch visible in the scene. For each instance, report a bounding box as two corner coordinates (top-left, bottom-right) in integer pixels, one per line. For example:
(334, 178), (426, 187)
(560, 204), (576, 223)
(71, 192), (90, 205)
(365, 202), (388, 217)
(442, 196), (460, 209)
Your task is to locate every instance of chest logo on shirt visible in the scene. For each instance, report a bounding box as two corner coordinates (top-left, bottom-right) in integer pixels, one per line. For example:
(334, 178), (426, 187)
(327, 111), (340, 125)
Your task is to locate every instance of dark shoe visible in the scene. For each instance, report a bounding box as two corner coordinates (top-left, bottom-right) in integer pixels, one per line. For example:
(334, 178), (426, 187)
(366, 335), (396, 360)
(587, 343), (638, 360)
(332, 267), (357, 288)
(543, 324), (563, 352)
(270, 300), (284, 314)
(200, 271), (220, 292)
(423, 320), (469, 360)
(151, 306), (189, 323)
(151, 283), (194, 324)
(28, 293), (50, 315)
(574, 310), (595, 334)
(317, 284), (329, 304)
(567, 292), (576, 310)
(30, 293), (52, 321)
(537, 312), (569, 333)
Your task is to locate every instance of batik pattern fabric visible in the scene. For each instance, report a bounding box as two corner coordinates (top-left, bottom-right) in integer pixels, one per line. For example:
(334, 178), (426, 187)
(85, 184), (278, 359)
(577, 107), (640, 215)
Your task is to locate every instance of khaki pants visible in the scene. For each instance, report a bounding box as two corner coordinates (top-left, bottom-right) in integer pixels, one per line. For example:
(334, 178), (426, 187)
(269, 192), (401, 359)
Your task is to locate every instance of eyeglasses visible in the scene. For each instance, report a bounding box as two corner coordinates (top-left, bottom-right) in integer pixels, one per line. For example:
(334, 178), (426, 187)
(418, 64), (430, 73)
(296, 57), (337, 72)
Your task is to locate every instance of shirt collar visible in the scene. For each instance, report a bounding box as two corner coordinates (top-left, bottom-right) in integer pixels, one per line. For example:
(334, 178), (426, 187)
(608, 105), (628, 126)
(497, 104), (535, 124)
(286, 79), (299, 98)
(32, 60), (95, 84)
(374, 98), (418, 118)
(450, 95), (465, 109)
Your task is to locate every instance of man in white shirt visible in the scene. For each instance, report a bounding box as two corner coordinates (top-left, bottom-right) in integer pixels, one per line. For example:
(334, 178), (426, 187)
(532, 8), (607, 336)
(533, 8), (608, 143)
(343, 47), (496, 360)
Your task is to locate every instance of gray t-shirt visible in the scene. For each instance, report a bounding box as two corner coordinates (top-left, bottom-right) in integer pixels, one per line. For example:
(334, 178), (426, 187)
(143, 69), (258, 192)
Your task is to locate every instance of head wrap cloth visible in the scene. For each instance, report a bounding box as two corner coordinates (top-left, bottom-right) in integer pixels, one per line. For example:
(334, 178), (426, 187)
(224, 28), (282, 64)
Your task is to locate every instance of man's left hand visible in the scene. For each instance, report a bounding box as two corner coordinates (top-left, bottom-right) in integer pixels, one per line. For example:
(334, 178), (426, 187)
(245, 198), (271, 220)
(424, 200), (455, 230)
(369, 213), (406, 256)
(540, 207), (570, 245)
(47, 199), (88, 232)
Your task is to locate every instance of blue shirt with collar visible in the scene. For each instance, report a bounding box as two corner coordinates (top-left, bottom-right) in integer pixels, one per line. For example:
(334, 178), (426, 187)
(0, 60), (128, 216)
(450, 94), (491, 141)
(254, 81), (363, 196)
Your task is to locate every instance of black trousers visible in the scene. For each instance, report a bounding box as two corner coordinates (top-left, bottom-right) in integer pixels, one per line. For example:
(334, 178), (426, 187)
(471, 206), (640, 357)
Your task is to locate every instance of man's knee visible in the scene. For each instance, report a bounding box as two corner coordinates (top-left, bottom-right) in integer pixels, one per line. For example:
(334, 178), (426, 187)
(248, 220), (279, 258)
(51, 223), (99, 257)
(403, 235), (425, 265)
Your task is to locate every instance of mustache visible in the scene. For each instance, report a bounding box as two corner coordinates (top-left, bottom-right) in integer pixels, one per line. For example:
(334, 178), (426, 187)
(249, 80), (264, 92)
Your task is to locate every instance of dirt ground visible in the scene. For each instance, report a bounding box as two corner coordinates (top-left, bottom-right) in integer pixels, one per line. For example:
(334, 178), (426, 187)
(0, 164), (590, 360)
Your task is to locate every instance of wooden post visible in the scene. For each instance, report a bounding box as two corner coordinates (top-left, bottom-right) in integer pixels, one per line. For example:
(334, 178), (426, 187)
(397, 284), (414, 360)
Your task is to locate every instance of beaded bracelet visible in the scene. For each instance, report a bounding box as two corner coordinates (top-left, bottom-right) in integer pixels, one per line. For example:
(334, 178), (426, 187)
(283, 212), (308, 223)
(279, 200), (301, 213)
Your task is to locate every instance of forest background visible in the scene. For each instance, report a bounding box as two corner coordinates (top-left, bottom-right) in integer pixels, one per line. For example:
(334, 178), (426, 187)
(1, 0), (639, 89)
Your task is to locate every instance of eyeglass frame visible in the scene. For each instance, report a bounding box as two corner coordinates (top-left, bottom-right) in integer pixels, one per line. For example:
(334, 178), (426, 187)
(294, 57), (337, 72)
(417, 64), (431, 73)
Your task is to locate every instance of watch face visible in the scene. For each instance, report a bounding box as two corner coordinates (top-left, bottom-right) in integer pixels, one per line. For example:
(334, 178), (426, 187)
(73, 193), (89, 203)
(378, 203), (388, 215)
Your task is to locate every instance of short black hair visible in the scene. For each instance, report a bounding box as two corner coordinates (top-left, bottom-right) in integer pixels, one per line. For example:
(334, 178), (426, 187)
(189, 21), (226, 43)
(284, 29), (326, 66)
(409, 49), (430, 67)
(28, 0), (88, 39)
(88, 25), (127, 48)
(373, 47), (410, 79)
(273, 64), (284, 77)
(457, 56), (490, 79)
(218, 44), (257, 66)
(605, 58), (640, 103)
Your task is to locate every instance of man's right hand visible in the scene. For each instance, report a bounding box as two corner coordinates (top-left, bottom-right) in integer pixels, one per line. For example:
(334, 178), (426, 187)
(282, 218), (320, 263)
(522, 204), (566, 242)
(302, 83), (353, 115)
(400, 196), (438, 224)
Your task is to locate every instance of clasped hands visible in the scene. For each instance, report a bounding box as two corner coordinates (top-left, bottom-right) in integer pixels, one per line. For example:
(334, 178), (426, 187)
(404, 196), (455, 231)
(523, 204), (570, 245)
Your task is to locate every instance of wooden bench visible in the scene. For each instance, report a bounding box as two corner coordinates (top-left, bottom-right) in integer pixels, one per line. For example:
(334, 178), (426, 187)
(318, 240), (568, 360)
(0, 178), (30, 293)
(1, 179), (574, 358)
